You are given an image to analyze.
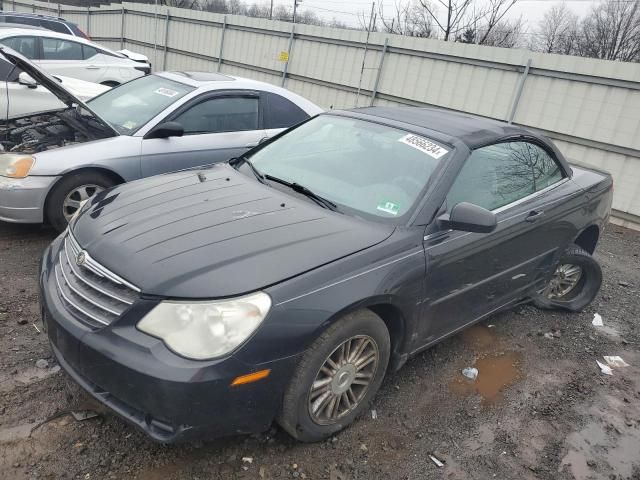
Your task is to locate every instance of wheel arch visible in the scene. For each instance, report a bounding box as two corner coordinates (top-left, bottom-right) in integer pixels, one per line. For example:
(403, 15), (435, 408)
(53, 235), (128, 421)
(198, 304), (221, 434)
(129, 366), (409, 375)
(573, 224), (600, 255)
(43, 167), (126, 221)
(321, 297), (410, 373)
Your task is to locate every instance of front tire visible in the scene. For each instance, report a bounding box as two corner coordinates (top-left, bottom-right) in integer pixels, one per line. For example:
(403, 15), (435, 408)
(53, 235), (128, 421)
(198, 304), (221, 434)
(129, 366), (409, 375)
(532, 244), (602, 312)
(45, 171), (116, 232)
(278, 310), (390, 442)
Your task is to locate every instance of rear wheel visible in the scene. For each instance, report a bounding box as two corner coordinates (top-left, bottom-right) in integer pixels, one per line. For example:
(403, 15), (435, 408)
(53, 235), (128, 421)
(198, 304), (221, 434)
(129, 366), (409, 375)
(532, 244), (602, 312)
(45, 171), (117, 232)
(278, 310), (390, 442)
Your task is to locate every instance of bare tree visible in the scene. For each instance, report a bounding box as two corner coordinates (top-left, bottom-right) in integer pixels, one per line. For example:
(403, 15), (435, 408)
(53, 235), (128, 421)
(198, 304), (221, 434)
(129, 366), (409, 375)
(475, 0), (518, 45)
(418, 0), (474, 40)
(378, 1), (434, 37)
(161, 0), (200, 8)
(580, 0), (640, 61)
(479, 16), (525, 47)
(535, 3), (579, 54)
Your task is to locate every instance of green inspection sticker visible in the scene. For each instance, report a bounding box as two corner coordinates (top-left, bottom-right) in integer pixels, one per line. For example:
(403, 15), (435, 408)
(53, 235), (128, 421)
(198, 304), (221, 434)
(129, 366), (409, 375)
(377, 200), (400, 216)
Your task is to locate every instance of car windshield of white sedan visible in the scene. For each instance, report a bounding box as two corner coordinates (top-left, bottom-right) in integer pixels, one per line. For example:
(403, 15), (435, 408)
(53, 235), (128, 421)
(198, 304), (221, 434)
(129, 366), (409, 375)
(248, 115), (450, 220)
(87, 76), (194, 134)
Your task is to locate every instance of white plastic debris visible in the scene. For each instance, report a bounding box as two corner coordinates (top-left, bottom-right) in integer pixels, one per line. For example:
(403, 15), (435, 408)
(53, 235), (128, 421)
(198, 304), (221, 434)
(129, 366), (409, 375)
(371, 409), (378, 420)
(596, 360), (613, 376)
(429, 454), (444, 468)
(462, 367), (478, 380)
(603, 356), (630, 368)
(592, 313), (603, 327)
(242, 457), (253, 464)
(71, 411), (99, 421)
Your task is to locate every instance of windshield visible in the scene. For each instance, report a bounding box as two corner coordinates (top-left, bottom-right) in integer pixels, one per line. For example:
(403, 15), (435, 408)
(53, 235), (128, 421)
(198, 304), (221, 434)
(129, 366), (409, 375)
(87, 75), (194, 135)
(247, 115), (450, 221)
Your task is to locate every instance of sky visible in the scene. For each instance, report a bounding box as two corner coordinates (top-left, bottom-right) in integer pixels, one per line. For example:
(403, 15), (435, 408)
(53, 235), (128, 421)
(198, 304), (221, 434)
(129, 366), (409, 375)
(253, 0), (599, 32)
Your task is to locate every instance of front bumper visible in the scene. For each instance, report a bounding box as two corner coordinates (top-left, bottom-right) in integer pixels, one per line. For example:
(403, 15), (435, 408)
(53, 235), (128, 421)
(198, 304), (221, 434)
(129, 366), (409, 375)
(0, 175), (58, 223)
(40, 237), (300, 443)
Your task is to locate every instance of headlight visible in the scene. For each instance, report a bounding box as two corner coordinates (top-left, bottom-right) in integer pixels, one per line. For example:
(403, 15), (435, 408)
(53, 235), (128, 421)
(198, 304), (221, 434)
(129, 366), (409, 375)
(137, 292), (271, 360)
(0, 153), (35, 178)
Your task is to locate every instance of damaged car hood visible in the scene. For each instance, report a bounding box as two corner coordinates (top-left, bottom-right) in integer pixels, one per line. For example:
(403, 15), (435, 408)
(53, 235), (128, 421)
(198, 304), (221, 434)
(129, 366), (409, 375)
(0, 48), (117, 154)
(0, 47), (117, 132)
(71, 164), (395, 298)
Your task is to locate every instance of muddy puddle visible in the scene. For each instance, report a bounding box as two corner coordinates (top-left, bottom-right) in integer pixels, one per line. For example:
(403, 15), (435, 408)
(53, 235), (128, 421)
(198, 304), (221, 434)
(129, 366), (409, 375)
(449, 325), (522, 405)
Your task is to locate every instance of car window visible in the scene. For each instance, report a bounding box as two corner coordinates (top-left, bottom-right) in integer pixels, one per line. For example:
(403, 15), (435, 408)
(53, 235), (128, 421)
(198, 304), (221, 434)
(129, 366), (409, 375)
(447, 141), (564, 212)
(0, 36), (38, 59)
(82, 45), (99, 59)
(247, 115), (450, 222)
(263, 91), (309, 129)
(40, 20), (71, 34)
(0, 57), (21, 82)
(42, 37), (83, 61)
(173, 96), (259, 135)
(87, 75), (194, 135)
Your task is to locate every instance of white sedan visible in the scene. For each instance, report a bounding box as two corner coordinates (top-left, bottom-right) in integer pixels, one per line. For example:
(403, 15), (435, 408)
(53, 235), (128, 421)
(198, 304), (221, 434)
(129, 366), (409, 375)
(0, 56), (109, 117)
(0, 27), (150, 86)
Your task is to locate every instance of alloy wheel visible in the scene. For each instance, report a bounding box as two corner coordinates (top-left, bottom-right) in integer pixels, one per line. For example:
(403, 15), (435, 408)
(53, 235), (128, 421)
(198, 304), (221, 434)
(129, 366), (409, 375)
(308, 335), (379, 425)
(545, 263), (583, 299)
(62, 184), (104, 222)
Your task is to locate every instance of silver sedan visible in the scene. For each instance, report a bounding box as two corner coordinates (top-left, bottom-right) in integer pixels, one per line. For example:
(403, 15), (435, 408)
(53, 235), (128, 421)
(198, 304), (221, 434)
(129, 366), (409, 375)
(0, 48), (322, 231)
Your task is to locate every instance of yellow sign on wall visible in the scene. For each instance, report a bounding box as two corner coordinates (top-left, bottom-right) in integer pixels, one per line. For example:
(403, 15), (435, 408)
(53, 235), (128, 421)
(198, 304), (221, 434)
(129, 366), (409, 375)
(278, 51), (289, 62)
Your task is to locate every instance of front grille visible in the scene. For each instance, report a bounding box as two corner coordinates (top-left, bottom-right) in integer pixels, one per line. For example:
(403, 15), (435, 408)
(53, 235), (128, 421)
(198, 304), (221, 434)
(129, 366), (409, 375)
(54, 232), (140, 328)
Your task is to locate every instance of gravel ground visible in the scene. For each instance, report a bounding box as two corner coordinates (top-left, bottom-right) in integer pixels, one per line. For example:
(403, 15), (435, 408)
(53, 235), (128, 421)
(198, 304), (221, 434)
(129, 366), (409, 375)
(0, 222), (639, 480)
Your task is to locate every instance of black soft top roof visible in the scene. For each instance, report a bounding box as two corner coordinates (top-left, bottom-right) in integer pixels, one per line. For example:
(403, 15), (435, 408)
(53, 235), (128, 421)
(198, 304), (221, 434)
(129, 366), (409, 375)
(347, 106), (532, 149)
(329, 106), (573, 177)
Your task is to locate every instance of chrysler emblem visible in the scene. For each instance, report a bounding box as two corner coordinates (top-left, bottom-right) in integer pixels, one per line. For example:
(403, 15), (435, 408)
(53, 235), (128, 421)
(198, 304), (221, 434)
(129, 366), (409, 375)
(76, 251), (87, 267)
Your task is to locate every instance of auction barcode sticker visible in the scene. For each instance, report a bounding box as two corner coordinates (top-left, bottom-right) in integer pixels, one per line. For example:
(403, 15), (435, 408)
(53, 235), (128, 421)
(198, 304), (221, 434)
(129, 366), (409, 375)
(154, 87), (179, 98)
(398, 134), (449, 159)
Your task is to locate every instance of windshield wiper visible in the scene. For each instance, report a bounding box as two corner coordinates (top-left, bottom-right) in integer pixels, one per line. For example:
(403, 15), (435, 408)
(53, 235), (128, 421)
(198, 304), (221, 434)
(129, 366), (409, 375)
(264, 174), (339, 212)
(230, 156), (267, 185)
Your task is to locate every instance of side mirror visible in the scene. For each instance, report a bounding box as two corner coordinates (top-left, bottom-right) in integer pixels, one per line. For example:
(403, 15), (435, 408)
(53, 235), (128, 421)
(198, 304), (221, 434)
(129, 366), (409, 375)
(438, 202), (497, 233)
(18, 72), (37, 88)
(145, 121), (184, 139)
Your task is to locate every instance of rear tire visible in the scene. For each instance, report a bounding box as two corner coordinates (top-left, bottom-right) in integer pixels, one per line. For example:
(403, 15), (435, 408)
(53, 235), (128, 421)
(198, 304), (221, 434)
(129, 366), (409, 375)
(532, 244), (602, 312)
(45, 171), (117, 232)
(278, 310), (390, 442)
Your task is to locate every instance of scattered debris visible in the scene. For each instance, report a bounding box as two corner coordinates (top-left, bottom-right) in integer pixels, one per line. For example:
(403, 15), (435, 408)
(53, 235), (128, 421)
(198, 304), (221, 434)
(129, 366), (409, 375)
(603, 356), (630, 368)
(371, 409), (378, 419)
(487, 324), (495, 328)
(35, 359), (48, 369)
(618, 281), (631, 287)
(544, 329), (561, 339)
(259, 466), (266, 478)
(17, 318), (28, 325)
(71, 411), (99, 422)
(596, 360), (613, 376)
(242, 457), (253, 464)
(592, 313), (603, 327)
(462, 367), (479, 380)
(429, 454), (444, 468)
(360, 444), (368, 453)
(32, 323), (41, 334)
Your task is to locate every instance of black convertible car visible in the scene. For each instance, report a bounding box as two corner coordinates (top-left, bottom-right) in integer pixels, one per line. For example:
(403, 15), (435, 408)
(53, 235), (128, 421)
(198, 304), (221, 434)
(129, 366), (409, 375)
(40, 107), (613, 442)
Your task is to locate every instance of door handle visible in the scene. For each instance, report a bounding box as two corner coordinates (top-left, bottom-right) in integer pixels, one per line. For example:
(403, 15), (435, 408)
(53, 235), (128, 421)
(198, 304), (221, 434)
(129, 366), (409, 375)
(525, 210), (545, 222)
(86, 65), (100, 70)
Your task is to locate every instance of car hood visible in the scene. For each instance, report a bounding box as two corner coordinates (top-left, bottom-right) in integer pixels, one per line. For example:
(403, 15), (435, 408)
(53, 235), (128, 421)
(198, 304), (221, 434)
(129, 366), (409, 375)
(0, 46), (117, 134)
(117, 49), (149, 63)
(72, 164), (395, 298)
